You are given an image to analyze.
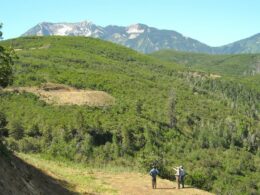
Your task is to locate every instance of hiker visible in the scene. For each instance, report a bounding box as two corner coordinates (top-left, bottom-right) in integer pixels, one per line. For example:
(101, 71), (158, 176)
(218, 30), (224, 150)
(179, 166), (185, 188)
(149, 166), (159, 189)
(173, 166), (181, 189)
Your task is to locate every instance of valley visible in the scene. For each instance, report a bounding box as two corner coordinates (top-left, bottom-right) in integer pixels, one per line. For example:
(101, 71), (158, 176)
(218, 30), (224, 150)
(0, 36), (259, 195)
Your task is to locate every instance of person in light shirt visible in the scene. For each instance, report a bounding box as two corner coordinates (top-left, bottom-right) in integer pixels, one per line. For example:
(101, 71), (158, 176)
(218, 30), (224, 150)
(173, 166), (181, 189)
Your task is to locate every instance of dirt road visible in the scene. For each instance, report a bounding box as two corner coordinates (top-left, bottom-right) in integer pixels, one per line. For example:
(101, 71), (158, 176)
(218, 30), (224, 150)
(95, 172), (213, 195)
(19, 154), (213, 195)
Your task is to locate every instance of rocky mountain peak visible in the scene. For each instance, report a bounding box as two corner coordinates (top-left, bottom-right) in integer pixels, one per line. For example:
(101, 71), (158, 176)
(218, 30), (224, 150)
(22, 20), (260, 54)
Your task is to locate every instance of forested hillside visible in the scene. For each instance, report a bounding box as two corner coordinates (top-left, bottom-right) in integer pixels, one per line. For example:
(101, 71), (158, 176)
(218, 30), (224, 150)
(0, 36), (259, 195)
(150, 50), (260, 77)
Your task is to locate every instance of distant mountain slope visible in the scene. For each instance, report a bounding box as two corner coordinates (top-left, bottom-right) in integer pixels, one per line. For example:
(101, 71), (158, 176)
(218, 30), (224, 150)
(215, 33), (260, 54)
(22, 21), (213, 53)
(22, 21), (260, 54)
(23, 21), (105, 38)
(150, 50), (260, 76)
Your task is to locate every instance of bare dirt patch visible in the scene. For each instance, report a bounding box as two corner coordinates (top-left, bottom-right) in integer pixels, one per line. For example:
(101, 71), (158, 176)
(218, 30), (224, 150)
(14, 44), (51, 52)
(209, 74), (221, 79)
(189, 72), (221, 79)
(4, 83), (115, 106)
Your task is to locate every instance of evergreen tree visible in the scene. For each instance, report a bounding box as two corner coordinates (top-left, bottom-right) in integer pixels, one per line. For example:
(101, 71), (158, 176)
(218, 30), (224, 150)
(9, 121), (24, 140)
(0, 112), (8, 137)
(122, 127), (132, 155)
(168, 89), (177, 128)
(0, 23), (14, 88)
(136, 99), (143, 116)
(112, 133), (120, 157)
(0, 24), (13, 154)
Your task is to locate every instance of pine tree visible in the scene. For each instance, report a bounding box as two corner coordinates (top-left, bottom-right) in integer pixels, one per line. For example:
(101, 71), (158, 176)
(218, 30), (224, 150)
(0, 23), (14, 88)
(112, 133), (120, 157)
(168, 89), (177, 128)
(0, 112), (8, 137)
(136, 99), (143, 116)
(122, 127), (132, 155)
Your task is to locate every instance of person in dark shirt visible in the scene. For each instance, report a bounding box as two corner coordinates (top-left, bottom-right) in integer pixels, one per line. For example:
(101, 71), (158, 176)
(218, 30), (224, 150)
(179, 166), (185, 188)
(173, 165), (186, 189)
(149, 166), (159, 189)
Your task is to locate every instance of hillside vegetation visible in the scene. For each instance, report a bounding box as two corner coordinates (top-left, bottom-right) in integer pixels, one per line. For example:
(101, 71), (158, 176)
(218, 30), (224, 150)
(0, 36), (259, 195)
(150, 50), (260, 77)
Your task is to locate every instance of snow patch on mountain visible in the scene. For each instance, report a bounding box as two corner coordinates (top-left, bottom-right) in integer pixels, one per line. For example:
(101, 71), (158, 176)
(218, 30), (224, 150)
(22, 21), (214, 53)
(129, 33), (140, 39)
(112, 33), (123, 39)
(126, 24), (145, 34)
(36, 31), (44, 36)
(56, 25), (73, 36)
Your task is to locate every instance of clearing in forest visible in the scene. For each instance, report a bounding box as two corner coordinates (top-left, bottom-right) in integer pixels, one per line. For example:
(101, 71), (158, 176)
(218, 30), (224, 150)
(4, 83), (115, 106)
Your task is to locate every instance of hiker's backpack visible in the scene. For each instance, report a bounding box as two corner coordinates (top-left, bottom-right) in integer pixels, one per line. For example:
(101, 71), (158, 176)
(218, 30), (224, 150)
(150, 169), (158, 177)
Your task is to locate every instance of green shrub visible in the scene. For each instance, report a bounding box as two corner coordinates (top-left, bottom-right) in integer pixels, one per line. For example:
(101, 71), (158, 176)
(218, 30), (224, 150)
(18, 137), (41, 153)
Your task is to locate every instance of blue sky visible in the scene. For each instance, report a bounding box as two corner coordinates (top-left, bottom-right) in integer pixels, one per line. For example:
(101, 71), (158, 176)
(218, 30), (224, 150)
(1, 0), (259, 46)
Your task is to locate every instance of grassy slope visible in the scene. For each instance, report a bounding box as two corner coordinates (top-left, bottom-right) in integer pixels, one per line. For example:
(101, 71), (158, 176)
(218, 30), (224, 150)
(19, 153), (213, 195)
(18, 153), (117, 194)
(0, 153), (75, 195)
(0, 36), (259, 194)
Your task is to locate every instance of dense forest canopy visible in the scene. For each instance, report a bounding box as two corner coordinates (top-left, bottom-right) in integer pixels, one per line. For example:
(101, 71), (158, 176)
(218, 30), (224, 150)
(0, 36), (259, 195)
(150, 49), (260, 77)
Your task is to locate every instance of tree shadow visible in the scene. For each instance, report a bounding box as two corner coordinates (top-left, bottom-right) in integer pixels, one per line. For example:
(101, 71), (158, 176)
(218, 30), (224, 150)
(155, 187), (176, 190)
(0, 154), (79, 195)
(141, 115), (191, 138)
(141, 115), (170, 129)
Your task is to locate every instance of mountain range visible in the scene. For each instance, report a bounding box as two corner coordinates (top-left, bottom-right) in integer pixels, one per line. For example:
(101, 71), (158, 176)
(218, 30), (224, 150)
(22, 20), (260, 54)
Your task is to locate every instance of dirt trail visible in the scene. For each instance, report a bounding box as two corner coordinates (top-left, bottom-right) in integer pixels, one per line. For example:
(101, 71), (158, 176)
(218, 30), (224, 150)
(18, 154), (213, 195)
(95, 172), (213, 195)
